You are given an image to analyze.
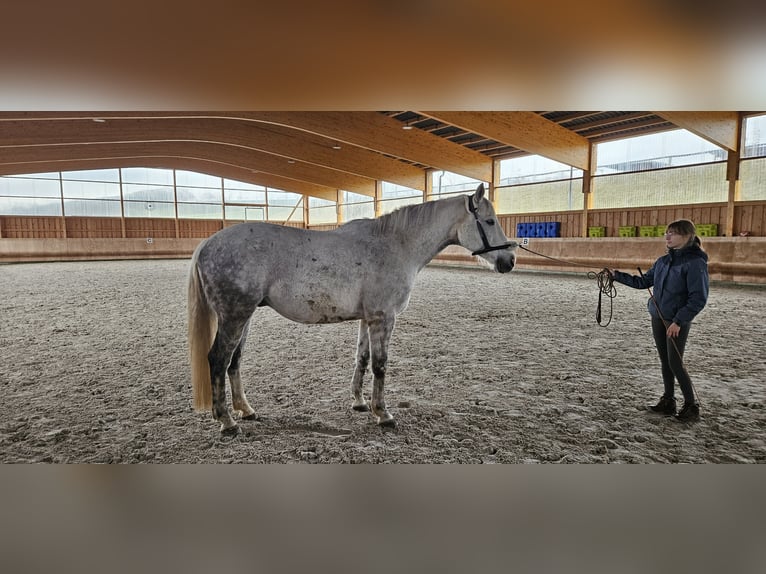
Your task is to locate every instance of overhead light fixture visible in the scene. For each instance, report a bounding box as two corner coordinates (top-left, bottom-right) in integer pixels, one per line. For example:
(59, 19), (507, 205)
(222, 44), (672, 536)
(92, 118), (106, 123)
(332, 142), (341, 150)
(287, 159), (295, 164)
(402, 120), (413, 130)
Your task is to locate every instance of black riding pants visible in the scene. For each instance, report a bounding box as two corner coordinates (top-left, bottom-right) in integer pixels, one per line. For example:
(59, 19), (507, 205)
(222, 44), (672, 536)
(651, 317), (695, 404)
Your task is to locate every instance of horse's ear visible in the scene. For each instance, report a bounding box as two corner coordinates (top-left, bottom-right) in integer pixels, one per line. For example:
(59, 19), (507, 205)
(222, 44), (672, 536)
(473, 184), (485, 202)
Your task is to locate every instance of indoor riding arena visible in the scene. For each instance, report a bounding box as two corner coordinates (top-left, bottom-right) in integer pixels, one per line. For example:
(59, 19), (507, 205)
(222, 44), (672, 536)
(2, 112), (765, 463)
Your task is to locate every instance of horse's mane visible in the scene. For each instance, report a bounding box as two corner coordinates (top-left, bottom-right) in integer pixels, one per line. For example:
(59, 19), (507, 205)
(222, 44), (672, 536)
(366, 198), (457, 237)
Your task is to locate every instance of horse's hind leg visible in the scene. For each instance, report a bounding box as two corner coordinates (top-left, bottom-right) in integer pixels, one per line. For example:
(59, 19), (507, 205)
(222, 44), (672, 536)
(229, 319), (256, 420)
(368, 315), (396, 427)
(350, 320), (370, 412)
(209, 317), (251, 435)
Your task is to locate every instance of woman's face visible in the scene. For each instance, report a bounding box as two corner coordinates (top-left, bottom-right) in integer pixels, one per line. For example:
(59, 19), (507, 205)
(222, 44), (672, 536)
(664, 228), (691, 249)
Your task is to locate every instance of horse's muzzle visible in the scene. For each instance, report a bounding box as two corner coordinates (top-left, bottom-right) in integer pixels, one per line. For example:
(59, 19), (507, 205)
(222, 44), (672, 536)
(496, 257), (515, 274)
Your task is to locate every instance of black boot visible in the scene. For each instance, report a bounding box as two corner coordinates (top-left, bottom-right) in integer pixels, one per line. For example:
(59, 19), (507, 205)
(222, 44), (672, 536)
(649, 395), (677, 415)
(675, 402), (700, 422)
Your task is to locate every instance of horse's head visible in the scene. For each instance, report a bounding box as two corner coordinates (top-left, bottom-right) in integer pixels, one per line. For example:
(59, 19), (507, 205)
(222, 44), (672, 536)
(458, 184), (518, 273)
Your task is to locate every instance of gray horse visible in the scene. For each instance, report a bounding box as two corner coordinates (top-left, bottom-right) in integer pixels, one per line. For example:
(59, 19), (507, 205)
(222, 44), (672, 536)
(188, 184), (518, 435)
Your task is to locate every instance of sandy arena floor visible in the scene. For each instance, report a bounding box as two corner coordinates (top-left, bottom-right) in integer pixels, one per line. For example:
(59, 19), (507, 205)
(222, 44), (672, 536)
(1, 259), (764, 463)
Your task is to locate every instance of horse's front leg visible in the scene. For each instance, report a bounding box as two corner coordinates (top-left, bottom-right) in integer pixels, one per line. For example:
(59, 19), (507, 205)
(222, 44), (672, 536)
(350, 320), (370, 412)
(368, 315), (396, 427)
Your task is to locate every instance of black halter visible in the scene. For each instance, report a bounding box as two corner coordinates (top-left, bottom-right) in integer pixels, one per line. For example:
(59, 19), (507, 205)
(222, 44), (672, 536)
(467, 194), (517, 256)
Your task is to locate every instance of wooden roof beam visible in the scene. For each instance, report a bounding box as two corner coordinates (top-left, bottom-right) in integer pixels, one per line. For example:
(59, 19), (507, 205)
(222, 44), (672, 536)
(420, 111), (590, 170)
(239, 112), (493, 183)
(0, 116), (425, 191)
(654, 112), (740, 151)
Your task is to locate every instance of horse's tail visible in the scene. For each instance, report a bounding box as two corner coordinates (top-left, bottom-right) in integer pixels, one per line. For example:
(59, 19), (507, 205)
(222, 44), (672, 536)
(188, 242), (217, 412)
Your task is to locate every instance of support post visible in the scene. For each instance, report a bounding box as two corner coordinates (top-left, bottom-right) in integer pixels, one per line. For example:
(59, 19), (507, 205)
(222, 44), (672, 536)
(725, 113), (744, 237)
(581, 143), (596, 237)
(374, 180), (383, 217)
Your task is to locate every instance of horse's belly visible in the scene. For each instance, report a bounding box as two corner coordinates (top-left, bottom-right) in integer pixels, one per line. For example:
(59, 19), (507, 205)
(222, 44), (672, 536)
(265, 290), (361, 324)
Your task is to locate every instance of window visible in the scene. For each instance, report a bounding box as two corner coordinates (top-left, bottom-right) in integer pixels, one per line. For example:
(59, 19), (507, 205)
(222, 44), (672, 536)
(743, 114), (766, 159)
(308, 197), (337, 225)
(62, 173), (121, 217)
(340, 190), (374, 221)
(593, 163), (728, 208)
(596, 129), (726, 175)
(499, 155), (583, 186)
(378, 181), (422, 214)
(497, 179), (583, 214)
(0, 173), (62, 215)
(122, 168), (174, 185)
(267, 190), (303, 222)
(431, 171), (482, 198)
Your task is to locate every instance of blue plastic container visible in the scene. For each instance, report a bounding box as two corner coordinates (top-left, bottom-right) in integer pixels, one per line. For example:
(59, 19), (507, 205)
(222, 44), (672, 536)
(534, 222), (547, 237)
(545, 221), (561, 237)
(517, 223), (533, 237)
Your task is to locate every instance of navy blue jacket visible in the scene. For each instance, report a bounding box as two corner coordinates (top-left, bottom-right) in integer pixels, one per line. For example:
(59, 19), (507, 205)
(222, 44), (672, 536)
(613, 241), (709, 325)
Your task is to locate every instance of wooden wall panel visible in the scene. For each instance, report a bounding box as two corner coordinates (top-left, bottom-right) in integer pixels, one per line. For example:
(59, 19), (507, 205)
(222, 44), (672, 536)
(125, 218), (176, 239)
(734, 203), (765, 236)
(65, 217), (122, 238)
(178, 219), (222, 238)
(0, 216), (64, 238)
(588, 203), (731, 236)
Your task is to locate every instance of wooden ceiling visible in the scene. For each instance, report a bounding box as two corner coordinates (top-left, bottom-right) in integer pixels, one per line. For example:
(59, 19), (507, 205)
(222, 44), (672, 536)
(0, 111), (746, 201)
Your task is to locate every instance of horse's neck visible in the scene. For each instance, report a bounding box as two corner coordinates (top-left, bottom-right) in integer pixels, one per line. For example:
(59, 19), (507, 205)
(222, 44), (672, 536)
(399, 198), (464, 267)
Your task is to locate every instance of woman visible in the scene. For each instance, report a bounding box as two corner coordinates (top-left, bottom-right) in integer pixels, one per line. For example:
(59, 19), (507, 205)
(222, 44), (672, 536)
(611, 219), (709, 422)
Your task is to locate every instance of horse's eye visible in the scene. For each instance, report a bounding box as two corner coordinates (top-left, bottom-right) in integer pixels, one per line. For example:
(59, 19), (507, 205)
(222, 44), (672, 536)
(485, 219), (495, 226)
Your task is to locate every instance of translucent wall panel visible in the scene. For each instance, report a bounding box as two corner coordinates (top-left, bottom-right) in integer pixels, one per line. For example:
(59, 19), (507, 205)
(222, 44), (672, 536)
(62, 180), (121, 200)
(308, 197), (336, 225)
(496, 179), (584, 214)
(0, 197), (61, 216)
(61, 169), (120, 182)
(309, 206), (337, 224)
(225, 188), (266, 204)
(124, 201), (175, 218)
(499, 155), (583, 186)
(740, 158), (766, 201)
(341, 201), (374, 221)
(175, 170), (221, 187)
(381, 181), (421, 200)
(177, 203), (223, 219)
(431, 171), (482, 198)
(743, 114), (766, 159)
(123, 183), (174, 202)
(596, 129), (726, 174)
(225, 206), (266, 220)
(0, 176), (60, 197)
(121, 168), (174, 185)
(339, 191), (374, 221)
(176, 186), (222, 204)
(63, 199), (122, 217)
(592, 163), (728, 209)
(378, 195), (422, 215)
(267, 190), (303, 221)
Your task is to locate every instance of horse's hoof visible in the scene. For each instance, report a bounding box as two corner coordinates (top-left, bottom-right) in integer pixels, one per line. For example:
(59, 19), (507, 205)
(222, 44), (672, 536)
(220, 425), (241, 437)
(241, 413), (257, 421)
(353, 404), (370, 412)
(378, 417), (396, 429)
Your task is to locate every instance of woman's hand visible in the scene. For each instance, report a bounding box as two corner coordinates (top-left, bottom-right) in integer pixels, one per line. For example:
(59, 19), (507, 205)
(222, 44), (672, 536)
(666, 322), (681, 338)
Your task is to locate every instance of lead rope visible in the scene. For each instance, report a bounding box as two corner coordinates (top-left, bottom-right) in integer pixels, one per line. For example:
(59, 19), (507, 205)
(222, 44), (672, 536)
(517, 244), (617, 327)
